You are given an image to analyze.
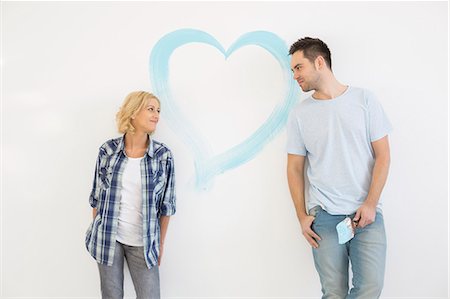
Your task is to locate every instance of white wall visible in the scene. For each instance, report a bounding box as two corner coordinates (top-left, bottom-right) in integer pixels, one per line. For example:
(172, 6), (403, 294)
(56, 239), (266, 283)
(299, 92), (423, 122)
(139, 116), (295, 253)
(2, 2), (448, 298)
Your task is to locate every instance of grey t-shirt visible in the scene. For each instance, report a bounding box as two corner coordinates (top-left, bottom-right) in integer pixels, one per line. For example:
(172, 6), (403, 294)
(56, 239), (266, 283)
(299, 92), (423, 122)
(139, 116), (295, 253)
(286, 86), (392, 215)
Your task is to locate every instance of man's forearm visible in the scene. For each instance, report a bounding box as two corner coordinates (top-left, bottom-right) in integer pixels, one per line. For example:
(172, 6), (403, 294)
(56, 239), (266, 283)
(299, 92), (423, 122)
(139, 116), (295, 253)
(287, 168), (307, 220)
(366, 155), (390, 206)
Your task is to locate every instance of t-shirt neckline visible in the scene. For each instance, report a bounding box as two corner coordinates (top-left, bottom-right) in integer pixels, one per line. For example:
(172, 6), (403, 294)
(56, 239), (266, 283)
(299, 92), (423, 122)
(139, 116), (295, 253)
(310, 85), (351, 103)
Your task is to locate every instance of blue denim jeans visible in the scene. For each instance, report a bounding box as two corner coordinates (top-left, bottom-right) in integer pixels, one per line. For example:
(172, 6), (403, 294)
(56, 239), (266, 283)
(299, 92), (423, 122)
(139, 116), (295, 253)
(97, 241), (160, 299)
(310, 206), (386, 299)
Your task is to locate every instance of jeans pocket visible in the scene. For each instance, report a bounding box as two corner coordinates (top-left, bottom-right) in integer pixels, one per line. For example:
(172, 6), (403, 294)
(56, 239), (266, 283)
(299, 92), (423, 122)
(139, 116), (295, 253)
(309, 205), (323, 218)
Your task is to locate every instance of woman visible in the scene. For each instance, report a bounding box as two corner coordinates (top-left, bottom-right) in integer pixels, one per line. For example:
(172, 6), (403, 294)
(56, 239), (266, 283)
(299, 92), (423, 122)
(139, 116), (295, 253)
(85, 91), (176, 299)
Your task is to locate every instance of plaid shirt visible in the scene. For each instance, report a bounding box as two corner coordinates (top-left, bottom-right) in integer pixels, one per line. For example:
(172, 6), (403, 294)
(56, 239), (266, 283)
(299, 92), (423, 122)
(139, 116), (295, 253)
(85, 136), (176, 269)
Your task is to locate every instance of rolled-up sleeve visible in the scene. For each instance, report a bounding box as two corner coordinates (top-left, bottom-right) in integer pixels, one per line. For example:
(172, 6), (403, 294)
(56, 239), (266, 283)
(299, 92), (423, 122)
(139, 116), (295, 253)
(160, 150), (176, 216)
(89, 148), (104, 208)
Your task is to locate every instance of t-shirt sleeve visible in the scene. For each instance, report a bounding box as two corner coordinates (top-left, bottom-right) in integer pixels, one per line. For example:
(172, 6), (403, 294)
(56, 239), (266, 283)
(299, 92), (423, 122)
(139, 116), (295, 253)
(286, 110), (307, 156)
(367, 91), (393, 142)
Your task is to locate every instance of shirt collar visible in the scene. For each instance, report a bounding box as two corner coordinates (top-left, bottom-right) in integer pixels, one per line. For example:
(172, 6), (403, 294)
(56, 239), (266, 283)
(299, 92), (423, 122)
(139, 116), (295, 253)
(147, 137), (155, 158)
(115, 134), (155, 158)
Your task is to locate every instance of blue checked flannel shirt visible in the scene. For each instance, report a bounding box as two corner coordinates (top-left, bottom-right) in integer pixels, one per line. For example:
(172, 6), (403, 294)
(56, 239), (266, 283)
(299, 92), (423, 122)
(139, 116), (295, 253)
(85, 136), (176, 269)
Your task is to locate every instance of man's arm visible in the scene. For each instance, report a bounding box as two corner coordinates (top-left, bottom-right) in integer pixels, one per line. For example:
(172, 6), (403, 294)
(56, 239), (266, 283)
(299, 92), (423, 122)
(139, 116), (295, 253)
(287, 154), (321, 248)
(354, 135), (391, 228)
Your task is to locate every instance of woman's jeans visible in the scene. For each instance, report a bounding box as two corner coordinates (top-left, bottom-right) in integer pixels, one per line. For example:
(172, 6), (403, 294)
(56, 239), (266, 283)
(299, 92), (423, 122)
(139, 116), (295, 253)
(97, 241), (160, 299)
(310, 206), (386, 299)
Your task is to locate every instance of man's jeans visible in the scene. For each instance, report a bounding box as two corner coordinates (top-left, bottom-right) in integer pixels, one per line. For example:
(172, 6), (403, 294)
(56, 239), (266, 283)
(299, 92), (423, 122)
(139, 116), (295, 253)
(310, 206), (386, 299)
(97, 241), (160, 299)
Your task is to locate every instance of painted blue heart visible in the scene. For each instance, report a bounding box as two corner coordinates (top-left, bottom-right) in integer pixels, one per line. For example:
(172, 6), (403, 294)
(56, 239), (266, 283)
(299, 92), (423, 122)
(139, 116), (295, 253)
(149, 29), (299, 188)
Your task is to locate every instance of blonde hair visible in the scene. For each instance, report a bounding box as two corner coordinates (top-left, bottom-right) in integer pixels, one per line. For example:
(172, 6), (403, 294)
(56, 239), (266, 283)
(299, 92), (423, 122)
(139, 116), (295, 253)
(116, 91), (160, 134)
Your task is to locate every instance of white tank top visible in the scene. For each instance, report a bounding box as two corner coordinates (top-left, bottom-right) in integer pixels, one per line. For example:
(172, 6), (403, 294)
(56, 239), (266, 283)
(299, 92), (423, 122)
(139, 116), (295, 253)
(116, 156), (144, 246)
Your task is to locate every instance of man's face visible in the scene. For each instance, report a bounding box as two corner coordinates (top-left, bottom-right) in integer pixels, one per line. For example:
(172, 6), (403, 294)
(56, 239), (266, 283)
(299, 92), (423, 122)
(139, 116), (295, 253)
(290, 50), (320, 92)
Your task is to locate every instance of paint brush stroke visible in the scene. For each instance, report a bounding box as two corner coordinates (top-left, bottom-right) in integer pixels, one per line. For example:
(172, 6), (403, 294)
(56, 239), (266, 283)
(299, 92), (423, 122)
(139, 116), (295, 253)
(149, 29), (299, 189)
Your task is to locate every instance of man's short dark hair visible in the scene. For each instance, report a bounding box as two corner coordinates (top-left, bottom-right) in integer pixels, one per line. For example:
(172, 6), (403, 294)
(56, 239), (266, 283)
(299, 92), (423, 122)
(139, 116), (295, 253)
(289, 37), (332, 70)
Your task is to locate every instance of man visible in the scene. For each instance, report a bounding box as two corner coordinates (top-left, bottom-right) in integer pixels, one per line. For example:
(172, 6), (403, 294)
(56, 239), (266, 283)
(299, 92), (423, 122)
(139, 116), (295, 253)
(286, 37), (392, 298)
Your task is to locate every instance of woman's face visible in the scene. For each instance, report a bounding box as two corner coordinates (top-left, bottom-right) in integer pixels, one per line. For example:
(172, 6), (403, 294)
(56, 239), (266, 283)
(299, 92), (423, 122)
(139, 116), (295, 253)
(131, 97), (160, 134)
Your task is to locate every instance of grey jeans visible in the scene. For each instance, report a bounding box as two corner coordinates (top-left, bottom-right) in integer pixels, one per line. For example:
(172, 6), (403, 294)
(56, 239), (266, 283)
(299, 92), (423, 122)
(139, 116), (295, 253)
(97, 241), (160, 299)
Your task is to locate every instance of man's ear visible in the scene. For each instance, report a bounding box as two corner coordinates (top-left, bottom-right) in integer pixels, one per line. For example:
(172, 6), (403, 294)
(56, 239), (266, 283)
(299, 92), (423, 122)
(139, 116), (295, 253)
(315, 55), (326, 70)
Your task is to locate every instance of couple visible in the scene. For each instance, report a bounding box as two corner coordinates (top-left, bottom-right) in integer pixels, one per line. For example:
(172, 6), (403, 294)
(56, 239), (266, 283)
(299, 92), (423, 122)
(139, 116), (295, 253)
(85, 37), (392, 299)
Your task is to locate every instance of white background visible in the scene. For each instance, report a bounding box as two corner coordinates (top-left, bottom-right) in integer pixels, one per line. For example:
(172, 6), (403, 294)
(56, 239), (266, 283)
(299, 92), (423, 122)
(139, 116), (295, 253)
(2, 2), (448, 298)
